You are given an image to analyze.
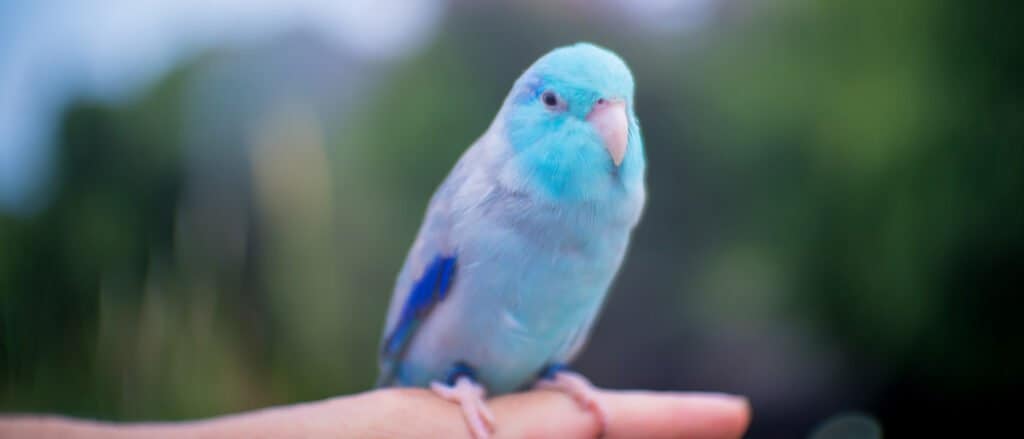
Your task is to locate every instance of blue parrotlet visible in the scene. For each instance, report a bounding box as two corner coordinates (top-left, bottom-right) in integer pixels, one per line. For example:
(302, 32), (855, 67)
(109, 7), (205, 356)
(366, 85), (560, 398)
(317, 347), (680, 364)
(377, 42), (646, 438)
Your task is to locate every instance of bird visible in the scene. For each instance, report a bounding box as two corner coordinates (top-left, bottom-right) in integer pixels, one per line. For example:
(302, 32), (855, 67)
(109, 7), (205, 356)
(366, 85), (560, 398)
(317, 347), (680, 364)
(377, 42), (646, 439)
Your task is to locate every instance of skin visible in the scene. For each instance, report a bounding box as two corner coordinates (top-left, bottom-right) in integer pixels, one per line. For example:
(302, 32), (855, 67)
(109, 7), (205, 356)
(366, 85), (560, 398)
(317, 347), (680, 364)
(0, 388), (751, 439)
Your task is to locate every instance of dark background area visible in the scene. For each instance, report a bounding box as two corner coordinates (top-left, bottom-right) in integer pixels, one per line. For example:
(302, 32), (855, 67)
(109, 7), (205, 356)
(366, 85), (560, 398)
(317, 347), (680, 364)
(1, 1), (1021, 437)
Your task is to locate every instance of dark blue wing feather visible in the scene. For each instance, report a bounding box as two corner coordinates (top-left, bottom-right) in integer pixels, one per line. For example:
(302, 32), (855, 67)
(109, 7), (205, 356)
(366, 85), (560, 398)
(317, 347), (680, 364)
(379, 254), (456, 383)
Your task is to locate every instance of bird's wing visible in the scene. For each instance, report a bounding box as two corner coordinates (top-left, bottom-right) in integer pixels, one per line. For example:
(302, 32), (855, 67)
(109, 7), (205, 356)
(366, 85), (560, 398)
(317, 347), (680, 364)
(377, 134), (500, 386)
(377, 253), (457, 384)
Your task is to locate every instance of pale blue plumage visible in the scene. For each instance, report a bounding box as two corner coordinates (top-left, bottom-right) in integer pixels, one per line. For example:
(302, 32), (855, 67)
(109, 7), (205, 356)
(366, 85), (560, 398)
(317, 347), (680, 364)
(378, 43), (646, 395)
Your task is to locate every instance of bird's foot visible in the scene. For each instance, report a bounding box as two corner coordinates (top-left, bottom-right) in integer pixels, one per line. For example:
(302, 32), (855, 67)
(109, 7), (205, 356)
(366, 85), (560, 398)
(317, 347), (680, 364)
(534, 367), (608, 436)
(431, 375), (495, 439)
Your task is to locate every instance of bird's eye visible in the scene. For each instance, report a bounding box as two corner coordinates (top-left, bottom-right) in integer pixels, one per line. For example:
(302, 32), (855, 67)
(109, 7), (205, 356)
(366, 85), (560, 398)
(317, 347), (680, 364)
(541, 91), (560, 108)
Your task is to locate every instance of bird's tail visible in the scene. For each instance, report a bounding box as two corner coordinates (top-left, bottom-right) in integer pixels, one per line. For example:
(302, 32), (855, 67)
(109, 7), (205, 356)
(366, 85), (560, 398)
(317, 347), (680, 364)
(375, 361), (397, 388)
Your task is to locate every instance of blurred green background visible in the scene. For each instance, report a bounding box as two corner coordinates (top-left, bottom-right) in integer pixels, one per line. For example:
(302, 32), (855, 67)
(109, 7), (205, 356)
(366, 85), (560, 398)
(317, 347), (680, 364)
(1, 1), (1021, 437)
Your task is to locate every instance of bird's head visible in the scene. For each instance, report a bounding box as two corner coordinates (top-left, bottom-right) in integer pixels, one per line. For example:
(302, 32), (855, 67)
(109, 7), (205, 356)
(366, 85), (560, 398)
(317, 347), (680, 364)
(500, 42), (645, 203)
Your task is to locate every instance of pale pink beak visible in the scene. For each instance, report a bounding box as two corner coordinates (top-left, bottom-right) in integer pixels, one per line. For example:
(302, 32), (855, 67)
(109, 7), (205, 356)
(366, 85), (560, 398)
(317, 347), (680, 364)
(586, 98), (629, 167)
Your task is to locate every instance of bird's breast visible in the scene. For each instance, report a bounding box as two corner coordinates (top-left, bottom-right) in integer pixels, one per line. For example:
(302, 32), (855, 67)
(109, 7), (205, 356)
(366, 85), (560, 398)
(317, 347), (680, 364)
(457, 193), (634, 321)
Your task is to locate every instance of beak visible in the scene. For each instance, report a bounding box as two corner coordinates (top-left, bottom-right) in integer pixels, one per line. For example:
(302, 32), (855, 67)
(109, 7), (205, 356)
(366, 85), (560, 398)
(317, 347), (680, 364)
(586, 98), (629, 167)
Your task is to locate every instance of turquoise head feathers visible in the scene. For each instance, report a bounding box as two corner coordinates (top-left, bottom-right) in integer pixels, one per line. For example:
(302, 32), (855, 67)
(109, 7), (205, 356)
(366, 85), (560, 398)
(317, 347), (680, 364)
(500, 42), (645, 203)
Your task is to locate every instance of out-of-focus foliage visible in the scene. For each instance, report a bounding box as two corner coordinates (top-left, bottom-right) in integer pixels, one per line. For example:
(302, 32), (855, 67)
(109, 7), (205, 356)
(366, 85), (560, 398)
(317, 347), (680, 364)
(1, 1), (1020, 437)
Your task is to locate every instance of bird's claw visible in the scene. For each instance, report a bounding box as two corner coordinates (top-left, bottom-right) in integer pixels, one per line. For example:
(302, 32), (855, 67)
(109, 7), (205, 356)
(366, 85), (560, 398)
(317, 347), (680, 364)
(535, 370), (608, 437)
(431, 376), (495, 439)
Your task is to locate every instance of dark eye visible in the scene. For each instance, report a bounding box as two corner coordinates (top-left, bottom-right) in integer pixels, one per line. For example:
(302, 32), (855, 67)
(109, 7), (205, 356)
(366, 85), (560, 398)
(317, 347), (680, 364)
(541, 90), (560, 108)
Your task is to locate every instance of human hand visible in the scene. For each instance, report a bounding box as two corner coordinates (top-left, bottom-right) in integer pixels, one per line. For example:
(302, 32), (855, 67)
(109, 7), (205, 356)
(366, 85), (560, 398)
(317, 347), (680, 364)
(346, 387), (751, 439)
(0, 387), (750, 439)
